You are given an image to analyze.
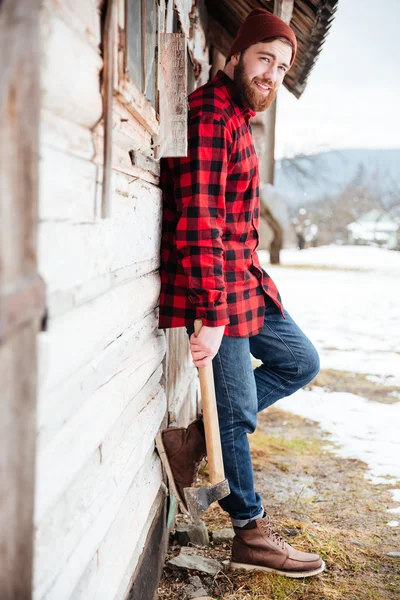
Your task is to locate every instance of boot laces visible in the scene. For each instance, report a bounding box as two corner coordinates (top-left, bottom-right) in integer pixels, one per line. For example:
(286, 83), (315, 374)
(260, 517), (287, 550)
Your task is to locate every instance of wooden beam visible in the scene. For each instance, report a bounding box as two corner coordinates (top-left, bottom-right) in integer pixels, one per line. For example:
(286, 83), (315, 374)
(260, 0), (294, 185)
(207, 15), (233, 59)
(274, 0), (294, 24)
(0, 1), (43, 598)
(101, 0), (116, 218)
(155, 33), (187, 158)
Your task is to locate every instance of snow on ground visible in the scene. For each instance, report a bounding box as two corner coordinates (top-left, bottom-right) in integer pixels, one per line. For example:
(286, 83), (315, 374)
(279, 388), (400, 480)
(260, 245), (400, 516)
(263, 244), (400, 274)
(261, 246), (400, 378)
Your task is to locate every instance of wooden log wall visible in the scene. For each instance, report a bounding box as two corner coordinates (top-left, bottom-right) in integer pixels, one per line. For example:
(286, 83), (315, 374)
(33, 1), (206, 598)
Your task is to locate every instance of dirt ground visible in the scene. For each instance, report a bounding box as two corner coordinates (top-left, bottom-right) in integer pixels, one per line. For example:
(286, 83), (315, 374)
(311, 369), (400, 404)
(156, 407), (400, 600)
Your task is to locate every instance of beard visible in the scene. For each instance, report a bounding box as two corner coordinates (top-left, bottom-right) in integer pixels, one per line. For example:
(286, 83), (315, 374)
(233, 57), (277, 112)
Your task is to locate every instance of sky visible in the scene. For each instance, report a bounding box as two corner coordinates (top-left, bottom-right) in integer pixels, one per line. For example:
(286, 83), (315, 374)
(275, 0), (400, 158)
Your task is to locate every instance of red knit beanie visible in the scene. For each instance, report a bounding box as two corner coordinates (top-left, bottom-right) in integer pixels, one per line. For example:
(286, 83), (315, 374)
(227, 9), (297, 67)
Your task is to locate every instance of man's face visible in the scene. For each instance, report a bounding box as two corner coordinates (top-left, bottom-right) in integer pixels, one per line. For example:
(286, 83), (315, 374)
(232, 39), (292, 111)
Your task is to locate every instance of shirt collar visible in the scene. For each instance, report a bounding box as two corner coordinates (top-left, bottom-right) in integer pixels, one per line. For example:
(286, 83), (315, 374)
(213, 70), (256, 122)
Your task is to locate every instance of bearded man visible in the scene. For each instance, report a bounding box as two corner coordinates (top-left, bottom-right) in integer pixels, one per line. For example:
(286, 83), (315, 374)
(158, 9), (324, 578)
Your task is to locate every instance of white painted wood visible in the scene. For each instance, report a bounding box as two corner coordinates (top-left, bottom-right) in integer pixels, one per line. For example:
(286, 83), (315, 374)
(274, 0), (294, 24)
(173, 0), (191, 37)
(39, 146), (97, 222)
(38, 271), (161, 396)
(37, 310), (160, 450)
(35, 331), (165, 523)
(34, 388), (166, 599)
(41, 109), (95, 161)
(43, 0), (101, 48)
(115, 83), (159, 137)
(168, 368), (198, 425)
(175, 0), (210, 86)
(112, 100), (153, 155)
(156, 33), (188, 158)
(46, 256), (160, 320)
(41, 11), (103, 127)
(93, 130), (160, 185)
(38, 182), (162, 293)
(114, 490), (163, 600)
(71, 455), (162, 600)
(32, 3), (201, 600)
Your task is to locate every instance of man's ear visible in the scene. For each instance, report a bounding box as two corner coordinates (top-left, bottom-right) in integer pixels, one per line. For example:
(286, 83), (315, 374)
(230, 52), (241, 67)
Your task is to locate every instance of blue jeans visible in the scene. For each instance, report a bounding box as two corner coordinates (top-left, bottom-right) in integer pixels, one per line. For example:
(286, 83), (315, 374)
(187, 299), (320, 525)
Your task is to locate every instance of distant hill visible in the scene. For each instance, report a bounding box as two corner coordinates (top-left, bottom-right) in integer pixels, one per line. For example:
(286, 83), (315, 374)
(274, 148), (400, 207)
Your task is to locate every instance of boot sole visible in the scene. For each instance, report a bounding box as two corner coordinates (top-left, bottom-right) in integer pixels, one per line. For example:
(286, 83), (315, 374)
(230, 559), (326, 578)
(155, 431), (190, 516)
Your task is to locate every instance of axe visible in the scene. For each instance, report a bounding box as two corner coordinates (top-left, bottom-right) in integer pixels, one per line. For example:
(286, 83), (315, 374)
(184, 319), (230, 522)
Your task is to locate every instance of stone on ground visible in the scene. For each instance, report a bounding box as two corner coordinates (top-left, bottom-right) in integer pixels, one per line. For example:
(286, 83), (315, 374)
(167, 551), (221, 575)
(173, 522), (209, 546)
(210, 528), (235, 543)
(182, 575), (210, 599)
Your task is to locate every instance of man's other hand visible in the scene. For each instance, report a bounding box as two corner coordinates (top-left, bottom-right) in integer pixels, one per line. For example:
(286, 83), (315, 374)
(189, 325), (225, 367)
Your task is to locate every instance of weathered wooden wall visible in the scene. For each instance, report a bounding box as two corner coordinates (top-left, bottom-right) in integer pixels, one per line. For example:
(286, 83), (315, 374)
(34, 1), (205, 598)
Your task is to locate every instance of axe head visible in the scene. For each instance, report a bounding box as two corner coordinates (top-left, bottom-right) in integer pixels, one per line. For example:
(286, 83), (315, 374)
(184, 479), (230, 523)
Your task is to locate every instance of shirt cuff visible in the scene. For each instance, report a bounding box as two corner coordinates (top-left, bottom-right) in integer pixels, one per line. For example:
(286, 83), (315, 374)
(195, 304), (230, 327)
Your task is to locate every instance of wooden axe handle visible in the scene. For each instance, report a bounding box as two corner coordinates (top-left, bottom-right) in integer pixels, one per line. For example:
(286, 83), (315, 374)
(194, 319), (225, 485)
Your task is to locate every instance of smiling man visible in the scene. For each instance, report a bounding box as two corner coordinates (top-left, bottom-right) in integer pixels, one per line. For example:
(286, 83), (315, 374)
(158, 9), (324, 577)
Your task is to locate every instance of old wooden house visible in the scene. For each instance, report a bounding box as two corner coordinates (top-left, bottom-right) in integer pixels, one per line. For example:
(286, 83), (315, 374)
(0, 1), (337, 598)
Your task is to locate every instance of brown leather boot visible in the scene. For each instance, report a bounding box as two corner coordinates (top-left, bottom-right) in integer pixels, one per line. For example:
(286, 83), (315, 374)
(231, 516), (325, 578)
(157, 418), (206, 513)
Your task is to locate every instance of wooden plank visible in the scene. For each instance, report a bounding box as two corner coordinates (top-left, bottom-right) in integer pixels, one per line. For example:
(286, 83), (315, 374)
(168, 368), (198, 426)
(38, 272), (161, 393)
(115, 80), (159, 137)
(46, 256), (160, 319)
(0, 1), (41, 597)
(130, 150), (160, 177)
(70, 454), (163, 600)
(100, 0), (116, 218)
(38, 189), (161, 295)
(0, 275), (45, 342)
(166, 327), (198, 426)
(125, 491), (168, 600)
(37, 451), (162, 599)
(41, 11), (103, 127)
(34, 388), (166, 599)
(35, 331), (165, 522)
(37, 310), (160, 450)
(43, 0), (101, 48)
(112, 99), (153, 154)
(93, 130), (160, 185)
(39, 146), (97, 222)
(41, 109), (95, 161)
(155, 33), (187, 158)
(274, 0), (295, 24)
(208, 15), (233, 59)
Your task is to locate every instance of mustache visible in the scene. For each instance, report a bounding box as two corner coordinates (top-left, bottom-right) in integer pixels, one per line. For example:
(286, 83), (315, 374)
(253, 79), (276, 91)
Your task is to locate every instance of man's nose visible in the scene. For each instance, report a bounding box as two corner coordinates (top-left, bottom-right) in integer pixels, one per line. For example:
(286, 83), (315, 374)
(263, 64), (278, 85)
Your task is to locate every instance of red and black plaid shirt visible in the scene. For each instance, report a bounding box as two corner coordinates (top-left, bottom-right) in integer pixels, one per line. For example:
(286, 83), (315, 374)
(158, 70), (284, 337)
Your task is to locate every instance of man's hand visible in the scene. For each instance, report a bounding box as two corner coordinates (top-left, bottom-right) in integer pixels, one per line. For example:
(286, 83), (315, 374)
(189, 324), (225, 367)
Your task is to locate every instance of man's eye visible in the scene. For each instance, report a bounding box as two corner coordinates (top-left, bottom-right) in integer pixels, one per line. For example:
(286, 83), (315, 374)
(279, 66), (287, 72)
(261, 57), (270, 62)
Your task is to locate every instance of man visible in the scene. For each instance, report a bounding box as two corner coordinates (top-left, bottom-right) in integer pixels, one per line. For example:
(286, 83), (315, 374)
(158, 9), (324, 578)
